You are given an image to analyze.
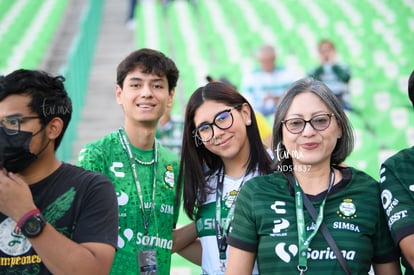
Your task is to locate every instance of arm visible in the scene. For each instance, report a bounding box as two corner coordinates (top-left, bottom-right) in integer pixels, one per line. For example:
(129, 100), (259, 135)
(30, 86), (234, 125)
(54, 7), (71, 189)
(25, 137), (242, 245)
(372, 261), (402, 275)
(24, 225), (115, 274)
(0, 171), (115, 274)
(225, 245), (255, 275)
(177, 239), (202, 266)
(172, 222), (197, 253)
(173, 222), (201, 265)
(399, 235), (414, 270)
(380, 158), (414, 271)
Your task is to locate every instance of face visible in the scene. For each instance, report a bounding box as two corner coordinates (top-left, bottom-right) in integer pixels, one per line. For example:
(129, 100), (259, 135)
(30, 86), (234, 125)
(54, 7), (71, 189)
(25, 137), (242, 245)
(318, 42), (336, 63)
(193, 101), (251, 162)
(282, 92), (341, 168)
(0, 94), (47, 169)
(116, 67), (174, 127)
(259, 52), (276, 72)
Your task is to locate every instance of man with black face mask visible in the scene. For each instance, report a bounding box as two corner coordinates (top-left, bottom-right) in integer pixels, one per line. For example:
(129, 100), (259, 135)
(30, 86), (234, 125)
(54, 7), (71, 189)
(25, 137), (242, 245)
(0, 69), (118, 274)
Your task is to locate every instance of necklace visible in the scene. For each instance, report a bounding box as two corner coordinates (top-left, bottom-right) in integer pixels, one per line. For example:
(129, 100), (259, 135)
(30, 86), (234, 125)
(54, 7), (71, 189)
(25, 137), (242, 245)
(134, 157), (155, 166)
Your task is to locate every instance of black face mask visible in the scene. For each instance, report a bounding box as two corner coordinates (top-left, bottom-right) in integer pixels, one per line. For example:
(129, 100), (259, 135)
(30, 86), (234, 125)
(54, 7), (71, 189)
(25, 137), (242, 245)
(0, 128), (38, 173)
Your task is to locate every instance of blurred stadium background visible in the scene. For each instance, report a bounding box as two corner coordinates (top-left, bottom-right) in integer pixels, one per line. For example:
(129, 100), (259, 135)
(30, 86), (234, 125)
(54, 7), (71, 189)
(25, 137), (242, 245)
(1, 0), (414, 274)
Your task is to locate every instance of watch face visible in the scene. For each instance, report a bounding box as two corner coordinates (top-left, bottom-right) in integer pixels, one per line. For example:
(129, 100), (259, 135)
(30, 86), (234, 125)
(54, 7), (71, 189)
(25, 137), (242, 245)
(25, 218), (42, 235)
(22, 214), (45, 238)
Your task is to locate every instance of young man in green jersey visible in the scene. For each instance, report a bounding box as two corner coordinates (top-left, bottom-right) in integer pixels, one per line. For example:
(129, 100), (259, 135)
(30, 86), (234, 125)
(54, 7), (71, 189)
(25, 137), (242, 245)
(380, 69), (414, 274)
(77, 48), (185, 274)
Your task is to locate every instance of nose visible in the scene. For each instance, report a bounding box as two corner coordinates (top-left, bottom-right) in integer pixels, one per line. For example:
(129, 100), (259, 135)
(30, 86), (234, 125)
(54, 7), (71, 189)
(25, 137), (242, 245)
(212, 124), (226, 137)
(140, 83), (153, 97)
(301, 121), (316, 136)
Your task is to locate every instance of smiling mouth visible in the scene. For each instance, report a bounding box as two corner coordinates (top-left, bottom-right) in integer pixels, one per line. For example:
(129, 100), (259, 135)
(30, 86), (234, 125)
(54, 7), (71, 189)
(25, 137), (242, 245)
(301, 143), (319, 149)
(136, 103), (155, 108)
(212, 136), (232, 146)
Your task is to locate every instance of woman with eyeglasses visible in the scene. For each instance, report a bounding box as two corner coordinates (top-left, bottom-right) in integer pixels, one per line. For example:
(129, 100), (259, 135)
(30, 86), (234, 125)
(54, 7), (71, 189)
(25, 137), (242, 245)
(174, 81), (274, 274)
(225, 77), (401, 275)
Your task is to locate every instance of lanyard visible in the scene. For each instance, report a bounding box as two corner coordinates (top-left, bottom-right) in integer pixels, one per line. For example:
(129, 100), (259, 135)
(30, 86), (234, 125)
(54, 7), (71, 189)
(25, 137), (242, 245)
(215, 167), (246, 271)
(118, 128), (158, 235)
(294, 169), (334, 274)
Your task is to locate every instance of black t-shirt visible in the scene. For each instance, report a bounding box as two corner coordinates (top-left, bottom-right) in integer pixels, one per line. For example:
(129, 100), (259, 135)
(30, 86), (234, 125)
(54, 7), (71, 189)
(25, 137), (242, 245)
(0, 163), (118, 274)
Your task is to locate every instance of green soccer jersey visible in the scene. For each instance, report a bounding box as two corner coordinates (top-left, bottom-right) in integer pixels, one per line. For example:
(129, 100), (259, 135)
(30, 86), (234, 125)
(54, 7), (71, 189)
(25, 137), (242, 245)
(380, 146), (414, 275)
(77, 130), (180, 275)
(228, 166), (399, 274)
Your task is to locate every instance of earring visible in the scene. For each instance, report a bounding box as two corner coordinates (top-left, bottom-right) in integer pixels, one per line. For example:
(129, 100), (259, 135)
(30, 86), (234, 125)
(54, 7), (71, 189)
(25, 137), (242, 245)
(246, 120), (252, 126)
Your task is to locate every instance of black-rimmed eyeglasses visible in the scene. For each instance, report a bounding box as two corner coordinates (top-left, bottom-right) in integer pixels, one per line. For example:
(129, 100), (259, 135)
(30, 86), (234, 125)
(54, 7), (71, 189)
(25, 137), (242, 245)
(282, 113), (335, 134)
(0, 115), (40, 136)
(193, 107), (239, 142)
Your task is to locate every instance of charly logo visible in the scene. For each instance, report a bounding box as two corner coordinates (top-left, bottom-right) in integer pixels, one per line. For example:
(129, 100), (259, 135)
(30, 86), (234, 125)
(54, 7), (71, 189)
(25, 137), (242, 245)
(337, 198), (357, 219)
(275, 243), (298, 263)
(110, 162), (125, 178)
(271, 201), (286, 214)
(164, 164), (175, 188)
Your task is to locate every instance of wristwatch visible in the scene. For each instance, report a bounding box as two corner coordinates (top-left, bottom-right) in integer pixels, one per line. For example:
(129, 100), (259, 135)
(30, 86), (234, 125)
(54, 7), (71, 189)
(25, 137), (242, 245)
(20, 213), (46, 238)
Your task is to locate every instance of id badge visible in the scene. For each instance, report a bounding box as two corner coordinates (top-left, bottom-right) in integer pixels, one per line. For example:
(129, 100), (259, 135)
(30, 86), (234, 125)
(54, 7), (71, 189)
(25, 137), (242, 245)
(138, 250), (158, 275)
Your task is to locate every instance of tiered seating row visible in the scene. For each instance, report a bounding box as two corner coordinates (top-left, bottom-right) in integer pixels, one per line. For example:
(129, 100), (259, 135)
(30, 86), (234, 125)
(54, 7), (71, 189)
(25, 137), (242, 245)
(0, 0), (68, 74)
(134, 0), (414, 181)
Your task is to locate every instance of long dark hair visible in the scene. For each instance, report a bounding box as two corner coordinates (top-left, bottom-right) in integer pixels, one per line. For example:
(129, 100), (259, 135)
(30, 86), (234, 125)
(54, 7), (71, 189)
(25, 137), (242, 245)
(177, 82), (273, 220)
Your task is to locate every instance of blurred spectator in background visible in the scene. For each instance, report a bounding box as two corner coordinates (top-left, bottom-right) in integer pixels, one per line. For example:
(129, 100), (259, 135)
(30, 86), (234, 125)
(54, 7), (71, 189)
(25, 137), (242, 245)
(240, 44), (297, 118)
(126, 0), (138, 29)
(156, 103), (184, 155)
(308, 39), (352, 111)
(379, 69), (414, 274)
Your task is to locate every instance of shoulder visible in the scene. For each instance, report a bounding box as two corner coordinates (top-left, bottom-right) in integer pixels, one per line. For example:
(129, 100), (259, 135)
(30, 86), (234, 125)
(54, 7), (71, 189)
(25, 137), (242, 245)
(342, 166), (381, 195)
(241, 69), (262, 83)
(157, 143), (179, 162)
(61, 163), (112, 184)
(243, 172), (287, 191)
(347, 166), (378, 184)
(335, 62), (350, 69)
(78, 132), (120, 160)
(382, 147), (414, 167)
(274, 66), (297, 80)
(82, 131), (120, 150)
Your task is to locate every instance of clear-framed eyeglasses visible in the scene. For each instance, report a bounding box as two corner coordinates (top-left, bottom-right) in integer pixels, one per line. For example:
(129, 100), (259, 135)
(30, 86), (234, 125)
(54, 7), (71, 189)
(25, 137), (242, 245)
(193, 107), (239, 143)
(0, 115), (40, 136)
(282, 113), (335, 134)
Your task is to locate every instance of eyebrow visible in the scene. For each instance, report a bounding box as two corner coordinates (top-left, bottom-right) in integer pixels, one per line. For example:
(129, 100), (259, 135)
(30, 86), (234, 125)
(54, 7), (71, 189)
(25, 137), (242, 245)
(127, 77), (165, 83)
(286, 111), (331, 118)
(2, 113), (25, 119)
(195, 108), (230, 128)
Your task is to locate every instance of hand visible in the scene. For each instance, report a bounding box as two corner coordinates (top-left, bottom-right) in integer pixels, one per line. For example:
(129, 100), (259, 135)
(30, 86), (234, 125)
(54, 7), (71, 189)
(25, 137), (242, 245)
(0, 170), (37, 222)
